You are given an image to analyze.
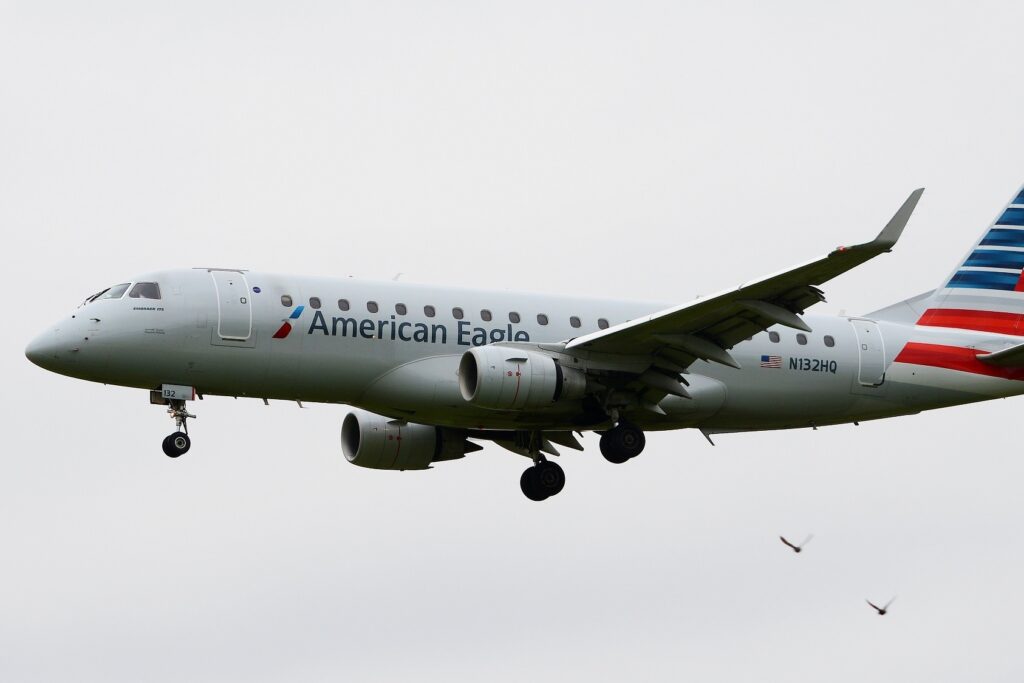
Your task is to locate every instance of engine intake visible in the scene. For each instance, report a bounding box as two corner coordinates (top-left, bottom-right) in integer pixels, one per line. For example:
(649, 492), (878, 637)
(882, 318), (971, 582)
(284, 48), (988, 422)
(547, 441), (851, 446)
(341, 409), (473, 470)
(458, 346), (586, 410)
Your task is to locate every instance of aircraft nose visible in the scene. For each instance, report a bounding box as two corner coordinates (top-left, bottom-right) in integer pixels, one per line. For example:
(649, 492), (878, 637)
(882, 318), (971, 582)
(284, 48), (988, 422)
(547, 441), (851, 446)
(25, 327), (65, 371)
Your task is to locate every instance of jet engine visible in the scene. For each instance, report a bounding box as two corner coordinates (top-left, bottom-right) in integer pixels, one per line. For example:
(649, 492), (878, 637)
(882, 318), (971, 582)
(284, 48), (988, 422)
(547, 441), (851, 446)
(458, 346), (586, 410)
(341, 409), (476, 471)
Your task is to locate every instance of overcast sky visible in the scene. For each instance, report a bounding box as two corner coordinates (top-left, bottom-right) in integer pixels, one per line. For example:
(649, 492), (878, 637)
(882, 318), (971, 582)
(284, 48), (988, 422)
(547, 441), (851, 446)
(3, 1), (1024, 681)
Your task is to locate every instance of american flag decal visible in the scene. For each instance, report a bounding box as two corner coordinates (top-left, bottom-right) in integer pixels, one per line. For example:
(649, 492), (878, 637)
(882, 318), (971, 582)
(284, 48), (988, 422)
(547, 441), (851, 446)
(760, 355), (782, 368)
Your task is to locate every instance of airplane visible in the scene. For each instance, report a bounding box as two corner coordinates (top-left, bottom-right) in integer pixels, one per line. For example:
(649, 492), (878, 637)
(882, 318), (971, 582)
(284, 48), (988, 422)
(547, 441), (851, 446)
(25, 185), (1024, 501)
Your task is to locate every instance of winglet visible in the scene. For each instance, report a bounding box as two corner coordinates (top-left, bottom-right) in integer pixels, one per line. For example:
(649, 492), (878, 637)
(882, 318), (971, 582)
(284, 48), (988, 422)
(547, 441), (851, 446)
(837, 188), (924, 256)
(873, 188), (925, 251)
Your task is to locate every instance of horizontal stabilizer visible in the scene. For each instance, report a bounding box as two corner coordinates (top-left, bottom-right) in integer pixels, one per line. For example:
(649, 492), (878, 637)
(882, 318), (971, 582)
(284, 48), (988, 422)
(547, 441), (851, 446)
(977, 343), (1024, 367)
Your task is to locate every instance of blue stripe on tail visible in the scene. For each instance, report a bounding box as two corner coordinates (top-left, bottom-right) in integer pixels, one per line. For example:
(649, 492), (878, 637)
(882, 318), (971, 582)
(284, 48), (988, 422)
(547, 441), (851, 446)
(963, 249), (1024, 270)
(980, 228), (1024, 247)
(997, 208), (1024, 226)
(947, 270), (1021, 290)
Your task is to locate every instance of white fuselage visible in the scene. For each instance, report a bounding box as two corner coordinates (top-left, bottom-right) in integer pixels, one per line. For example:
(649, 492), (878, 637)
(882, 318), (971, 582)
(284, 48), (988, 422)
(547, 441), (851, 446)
(25, 268), (1024, 433)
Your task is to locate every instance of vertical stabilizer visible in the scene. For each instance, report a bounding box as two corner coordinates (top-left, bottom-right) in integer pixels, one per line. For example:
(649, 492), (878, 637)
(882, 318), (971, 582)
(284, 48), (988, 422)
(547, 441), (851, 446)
(874, 184), (1024, 335)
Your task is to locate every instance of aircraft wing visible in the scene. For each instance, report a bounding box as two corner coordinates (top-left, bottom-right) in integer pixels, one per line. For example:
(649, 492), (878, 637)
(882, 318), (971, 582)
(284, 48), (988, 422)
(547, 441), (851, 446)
(564, 189), (924, 367)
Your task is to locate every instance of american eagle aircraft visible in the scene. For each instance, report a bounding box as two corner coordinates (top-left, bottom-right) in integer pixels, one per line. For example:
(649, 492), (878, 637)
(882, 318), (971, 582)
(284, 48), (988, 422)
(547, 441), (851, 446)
(25, 185), (1024, 500)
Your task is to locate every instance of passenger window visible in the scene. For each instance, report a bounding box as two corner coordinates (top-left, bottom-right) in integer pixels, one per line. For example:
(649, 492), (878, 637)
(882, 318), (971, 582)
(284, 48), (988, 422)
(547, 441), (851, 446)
(769, 331), (780, 343)
(338, 299), (350, 311)
(452, 307), (464, 320)
(98, 284), (131, 300)
(424, 305), (436, 318)
(598, 318), (609, 329)
(367, 301), (379, 313)
(481, 309), (492, 322)
(309, 297), (321, 309)
(509, 312), (521, 323)
(537, 314), (549, 325)
(128, 282), (161, 299)
(395, 303), (407, 315)
(281, 295), (293, 307)
(570, 316), (582, 328)
(796, 333), (808, 345)
(824, 335), (835, 348)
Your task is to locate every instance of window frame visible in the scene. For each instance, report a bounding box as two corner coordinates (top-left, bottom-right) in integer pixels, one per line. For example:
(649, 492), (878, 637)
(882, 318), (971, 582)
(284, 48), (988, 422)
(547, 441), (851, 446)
(97, 283), (131, 301)
(128, 282), (161, 300)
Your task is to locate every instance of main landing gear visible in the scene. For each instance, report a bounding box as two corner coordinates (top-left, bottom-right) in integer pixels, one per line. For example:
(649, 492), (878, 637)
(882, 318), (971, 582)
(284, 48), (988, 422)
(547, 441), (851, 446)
(520, 458), (566, 502)
(599, 420), (646, 464)
(162, 398), (195, 458)
(515, 420), (647, 501)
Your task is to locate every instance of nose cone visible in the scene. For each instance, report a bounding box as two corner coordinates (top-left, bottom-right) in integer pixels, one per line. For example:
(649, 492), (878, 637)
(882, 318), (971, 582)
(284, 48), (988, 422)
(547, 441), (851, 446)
(25, 328), (66, 372)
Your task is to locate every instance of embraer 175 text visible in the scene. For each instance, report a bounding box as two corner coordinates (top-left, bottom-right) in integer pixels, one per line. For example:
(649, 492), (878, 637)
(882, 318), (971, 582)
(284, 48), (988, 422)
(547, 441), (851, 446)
(26, 186), (1024, 500)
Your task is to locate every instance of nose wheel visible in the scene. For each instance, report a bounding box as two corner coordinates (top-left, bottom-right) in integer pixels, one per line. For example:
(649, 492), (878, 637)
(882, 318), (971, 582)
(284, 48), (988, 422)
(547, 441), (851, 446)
(162, 431), (191, 458)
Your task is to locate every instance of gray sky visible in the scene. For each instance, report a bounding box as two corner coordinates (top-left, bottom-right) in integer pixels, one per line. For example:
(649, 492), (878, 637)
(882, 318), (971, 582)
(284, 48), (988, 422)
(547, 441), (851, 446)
(3, 1), (1023, 680)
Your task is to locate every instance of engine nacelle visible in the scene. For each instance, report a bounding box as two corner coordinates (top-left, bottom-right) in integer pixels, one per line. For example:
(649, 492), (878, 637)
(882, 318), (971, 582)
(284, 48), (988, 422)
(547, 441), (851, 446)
(458, 346), (586, 410)
(341, 409), (470, 471)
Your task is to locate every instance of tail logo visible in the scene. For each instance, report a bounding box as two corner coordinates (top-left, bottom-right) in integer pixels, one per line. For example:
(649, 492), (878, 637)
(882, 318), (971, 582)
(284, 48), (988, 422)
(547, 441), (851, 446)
(947, 191), (1024, 292)
(273, 305), (305, 339)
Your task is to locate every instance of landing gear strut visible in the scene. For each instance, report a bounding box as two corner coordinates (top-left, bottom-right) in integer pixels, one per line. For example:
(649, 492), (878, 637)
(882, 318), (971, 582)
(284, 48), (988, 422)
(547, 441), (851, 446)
(162, 399), (195, 458)
(600, 420), (646, 464)
(520, 458), (566, 502)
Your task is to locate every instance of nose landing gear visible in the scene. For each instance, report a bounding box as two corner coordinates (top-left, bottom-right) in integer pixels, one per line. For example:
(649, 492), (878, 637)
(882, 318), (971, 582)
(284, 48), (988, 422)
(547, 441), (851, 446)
(162, 398), (195, 458)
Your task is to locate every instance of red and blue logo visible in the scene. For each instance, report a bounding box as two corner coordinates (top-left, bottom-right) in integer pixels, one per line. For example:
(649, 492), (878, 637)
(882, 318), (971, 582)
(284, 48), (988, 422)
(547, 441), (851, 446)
(273, 305), (305, 339)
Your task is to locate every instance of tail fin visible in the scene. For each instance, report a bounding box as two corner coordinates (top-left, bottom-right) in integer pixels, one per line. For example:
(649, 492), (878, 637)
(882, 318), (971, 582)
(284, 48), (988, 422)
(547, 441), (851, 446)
(873, 184), (1024, 335)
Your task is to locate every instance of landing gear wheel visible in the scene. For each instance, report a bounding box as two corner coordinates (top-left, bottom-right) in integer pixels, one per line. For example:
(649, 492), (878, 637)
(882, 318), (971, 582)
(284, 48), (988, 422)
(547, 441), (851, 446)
(520, 460), (566, 501)
(600, 422), (646, 464)
(162, 431), (191, 458)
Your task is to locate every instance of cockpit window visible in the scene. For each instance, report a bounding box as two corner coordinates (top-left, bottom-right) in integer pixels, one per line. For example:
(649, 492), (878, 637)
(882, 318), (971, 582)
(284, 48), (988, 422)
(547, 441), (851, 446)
(96, 283), (130, 300)
(128, 282), (161, 299)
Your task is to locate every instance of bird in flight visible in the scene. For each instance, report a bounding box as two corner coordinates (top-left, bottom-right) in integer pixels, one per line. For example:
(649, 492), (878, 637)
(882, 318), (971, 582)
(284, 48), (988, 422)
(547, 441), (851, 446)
(779, 535), (813, 553)
(866, 597), (896, 615)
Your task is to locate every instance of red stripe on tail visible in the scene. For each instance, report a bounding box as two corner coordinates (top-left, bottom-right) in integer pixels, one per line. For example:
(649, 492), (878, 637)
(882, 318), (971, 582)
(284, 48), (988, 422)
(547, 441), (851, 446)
(916, 308), (1023, 335)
